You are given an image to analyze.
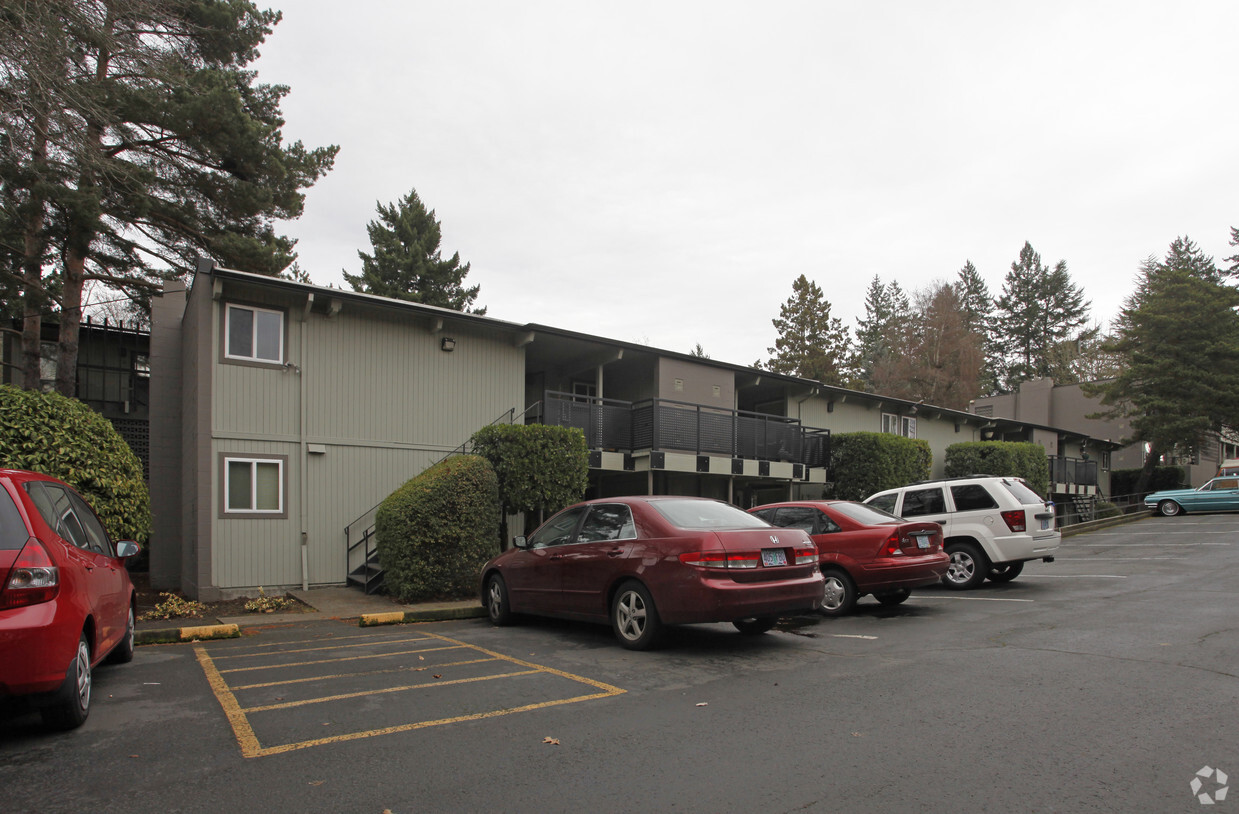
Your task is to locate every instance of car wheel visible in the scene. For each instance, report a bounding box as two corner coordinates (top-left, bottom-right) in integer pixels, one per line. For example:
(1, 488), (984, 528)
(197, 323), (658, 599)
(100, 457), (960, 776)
(612, 581), (662, 650)
(485, 574), (513, 626)
(874, 588), (912, 606)
(943, 542), (988, 590)
(988, 562), (1025, 583)
(733, 616), (777, 635)
(107, 605), (136, 664)
(1158, 500), (1182, 517)
(42, 633), (91, 731)
(819, 570), (857, 617)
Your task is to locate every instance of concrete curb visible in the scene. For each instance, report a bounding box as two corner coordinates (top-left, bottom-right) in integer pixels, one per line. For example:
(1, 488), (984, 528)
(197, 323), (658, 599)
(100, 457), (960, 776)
(359, 605), (487, 627)
(1061, 509), (1151, 537)
(135, 623), (241, 645)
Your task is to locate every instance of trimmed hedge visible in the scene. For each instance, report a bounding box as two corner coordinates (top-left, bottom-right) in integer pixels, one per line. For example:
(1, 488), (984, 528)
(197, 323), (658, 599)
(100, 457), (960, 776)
(944, 441), (1050, 497)
(469, 423), (588, 517)
(1110, 466), (1186, 496)
(376, 454), (501, 602)
(828, 432), (932, 500)
(0, 385), (150, 542)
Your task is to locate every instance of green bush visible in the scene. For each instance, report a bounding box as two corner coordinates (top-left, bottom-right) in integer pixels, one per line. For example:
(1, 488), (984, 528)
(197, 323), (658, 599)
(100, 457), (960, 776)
(376, 454), (501, 602)
(1110, 466), (1185, 496)
(944, 441), (1050, 497)
(0, 385), (150, 542)
(828, 432), (932, 500)
(470, 423), (589, 517)
(1094, 501), (1122, 519)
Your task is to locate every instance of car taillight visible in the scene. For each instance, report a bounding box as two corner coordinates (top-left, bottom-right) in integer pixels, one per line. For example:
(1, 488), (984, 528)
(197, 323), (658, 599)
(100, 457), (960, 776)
(1001, 510), (1026, 533)
(0, 538), (60, 609)
(679, 551), (760, 569)
(793, 546), (816, 565)
(884, 531), (903, 556)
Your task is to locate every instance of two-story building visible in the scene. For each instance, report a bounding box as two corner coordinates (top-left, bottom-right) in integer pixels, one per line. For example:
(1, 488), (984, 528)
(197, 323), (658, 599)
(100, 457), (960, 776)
(150, 262), (1107, 599)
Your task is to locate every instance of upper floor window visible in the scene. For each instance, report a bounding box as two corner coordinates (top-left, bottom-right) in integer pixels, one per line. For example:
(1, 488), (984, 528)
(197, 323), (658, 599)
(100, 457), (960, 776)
(225, 303), (284, 364)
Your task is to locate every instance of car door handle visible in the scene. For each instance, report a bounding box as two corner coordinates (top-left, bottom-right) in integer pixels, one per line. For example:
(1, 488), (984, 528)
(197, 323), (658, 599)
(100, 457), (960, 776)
(607, 548), (624, 558)
(83, 564), (94, 572)
(550, 553), (566, 560)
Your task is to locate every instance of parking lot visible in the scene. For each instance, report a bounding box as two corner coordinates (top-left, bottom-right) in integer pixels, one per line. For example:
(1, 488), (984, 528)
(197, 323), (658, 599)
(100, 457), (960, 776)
(3, 514), (1237, 812)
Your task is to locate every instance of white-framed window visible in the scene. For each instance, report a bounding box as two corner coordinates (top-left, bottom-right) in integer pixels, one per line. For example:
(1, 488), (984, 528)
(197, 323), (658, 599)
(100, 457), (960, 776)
(882, 413), (917, 439)
(225, 303), (284, 364)
(223, 456), (285, 515)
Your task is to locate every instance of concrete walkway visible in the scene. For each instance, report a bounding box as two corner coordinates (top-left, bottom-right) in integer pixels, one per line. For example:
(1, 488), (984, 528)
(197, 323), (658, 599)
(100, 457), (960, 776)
(135, 585), (485, 645)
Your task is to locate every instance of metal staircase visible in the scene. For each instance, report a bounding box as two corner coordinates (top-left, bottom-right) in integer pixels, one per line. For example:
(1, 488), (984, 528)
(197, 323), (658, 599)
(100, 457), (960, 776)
(344, 406), (532, 594)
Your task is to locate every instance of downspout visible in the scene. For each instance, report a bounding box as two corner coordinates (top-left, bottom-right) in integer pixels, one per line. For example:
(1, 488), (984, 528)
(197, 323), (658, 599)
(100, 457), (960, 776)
(299, 293), (313, 591)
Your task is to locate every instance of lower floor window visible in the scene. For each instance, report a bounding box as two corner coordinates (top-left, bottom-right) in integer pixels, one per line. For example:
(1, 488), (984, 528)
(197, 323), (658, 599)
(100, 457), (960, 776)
(225, 457), (283, 514)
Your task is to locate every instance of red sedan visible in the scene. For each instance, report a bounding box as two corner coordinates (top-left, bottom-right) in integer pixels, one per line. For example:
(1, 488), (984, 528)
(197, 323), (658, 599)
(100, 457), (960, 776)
(480, 496), (822, 650)
(0, 469), (140, 729)
(750, 500), (947, 616)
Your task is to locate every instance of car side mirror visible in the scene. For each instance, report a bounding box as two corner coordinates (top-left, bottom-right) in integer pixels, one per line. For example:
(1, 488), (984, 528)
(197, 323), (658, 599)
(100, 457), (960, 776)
(115, 540), (140, 559)
(512, 536), (529, 550)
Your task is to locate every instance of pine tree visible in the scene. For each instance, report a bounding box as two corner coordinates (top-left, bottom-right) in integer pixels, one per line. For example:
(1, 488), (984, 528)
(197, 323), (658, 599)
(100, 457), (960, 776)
(344, 189), (484, 314)
(994, 242), (1091, 390)
(766, 274), (852, 386)
(1087, 237), (1239, 491)
(952, 260), (1001, 395)
(0, 0), (337, 394)
(852, 276), (896, 391)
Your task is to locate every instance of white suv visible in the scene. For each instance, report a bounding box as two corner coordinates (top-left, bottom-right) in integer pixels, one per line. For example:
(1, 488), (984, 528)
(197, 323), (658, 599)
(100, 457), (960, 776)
(864, 476), (1059, 589)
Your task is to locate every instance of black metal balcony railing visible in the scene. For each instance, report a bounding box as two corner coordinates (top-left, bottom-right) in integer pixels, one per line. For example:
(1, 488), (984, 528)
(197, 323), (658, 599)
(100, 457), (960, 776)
(1049, 456), (1098, 488)
(545, 391), (830, 468)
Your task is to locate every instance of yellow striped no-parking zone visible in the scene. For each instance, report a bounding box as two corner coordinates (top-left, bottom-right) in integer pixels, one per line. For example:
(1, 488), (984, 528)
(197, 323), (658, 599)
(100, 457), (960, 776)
(194, 627), (625, 758)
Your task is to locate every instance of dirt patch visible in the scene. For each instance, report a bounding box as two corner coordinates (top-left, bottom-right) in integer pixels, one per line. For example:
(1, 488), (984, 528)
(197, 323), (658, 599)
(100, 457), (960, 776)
(131, 570), (313, 624)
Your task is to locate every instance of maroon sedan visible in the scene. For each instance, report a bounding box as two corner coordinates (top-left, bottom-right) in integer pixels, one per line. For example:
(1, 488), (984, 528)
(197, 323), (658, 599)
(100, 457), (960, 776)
(0, 469), (140, 729)
(750, 500), (947, 616)
(480, 496), (822, 650)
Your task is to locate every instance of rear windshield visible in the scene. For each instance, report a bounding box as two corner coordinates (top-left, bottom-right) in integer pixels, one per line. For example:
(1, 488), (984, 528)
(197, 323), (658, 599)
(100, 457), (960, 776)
(0, 486), (30, 550)
(652, 499), (770, 530)
(829, 501), (902, 525)
(1001, 479), (1046, 505)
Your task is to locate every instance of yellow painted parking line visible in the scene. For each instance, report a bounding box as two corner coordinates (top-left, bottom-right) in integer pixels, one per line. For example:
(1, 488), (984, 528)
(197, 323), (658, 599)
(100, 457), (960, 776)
(229, 657), (501, 691)
(196, 628), (625, 759)
(216, 644), (468, 674)
(244, 669), (541, 712)
(208, 634), (439, 661)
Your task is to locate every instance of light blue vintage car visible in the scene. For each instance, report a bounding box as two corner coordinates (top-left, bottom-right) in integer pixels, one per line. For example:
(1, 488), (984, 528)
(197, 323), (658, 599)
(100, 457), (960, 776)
(1144, 477), (1239, 516)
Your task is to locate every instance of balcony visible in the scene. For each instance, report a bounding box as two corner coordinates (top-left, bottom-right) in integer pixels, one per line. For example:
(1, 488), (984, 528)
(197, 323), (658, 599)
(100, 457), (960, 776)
(1049, 455), (1098, 492)
(543, 391), (830, 470)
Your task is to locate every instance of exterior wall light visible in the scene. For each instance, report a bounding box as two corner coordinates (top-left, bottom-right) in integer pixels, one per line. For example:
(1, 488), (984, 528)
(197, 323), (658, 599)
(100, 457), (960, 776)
(440, 337), (456, 352)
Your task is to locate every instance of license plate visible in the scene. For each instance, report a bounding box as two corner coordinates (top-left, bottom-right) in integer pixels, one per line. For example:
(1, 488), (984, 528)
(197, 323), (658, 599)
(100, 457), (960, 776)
(1040, 518), (1050, 530)
(761, 548), (787, 567)
(916, 534), (930, 549)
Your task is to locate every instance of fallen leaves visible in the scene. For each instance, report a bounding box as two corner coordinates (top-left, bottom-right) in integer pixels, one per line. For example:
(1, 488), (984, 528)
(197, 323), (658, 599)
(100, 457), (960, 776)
(543, 736), (560, 746)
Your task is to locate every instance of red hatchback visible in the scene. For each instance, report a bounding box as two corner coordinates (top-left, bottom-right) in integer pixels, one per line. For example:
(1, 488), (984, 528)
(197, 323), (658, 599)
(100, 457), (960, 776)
(750, 500), (947, 616)
(0, 469), (140, 729)
(479, 496), (823, 650)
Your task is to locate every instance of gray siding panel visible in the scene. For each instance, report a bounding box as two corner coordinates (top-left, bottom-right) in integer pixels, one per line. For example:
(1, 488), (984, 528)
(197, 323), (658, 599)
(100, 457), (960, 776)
(206, 295), (524, 590)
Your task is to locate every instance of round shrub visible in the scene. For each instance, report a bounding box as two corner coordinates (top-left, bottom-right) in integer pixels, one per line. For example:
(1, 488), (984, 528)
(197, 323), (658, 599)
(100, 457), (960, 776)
(944, 441), (1050, 497)
(376, 454), (501, 602)
(0, 385), (150, 542)
(828, 432), (932, 500)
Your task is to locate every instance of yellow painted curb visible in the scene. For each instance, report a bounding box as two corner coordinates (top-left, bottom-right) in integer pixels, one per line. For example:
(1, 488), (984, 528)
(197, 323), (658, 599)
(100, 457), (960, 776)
(179, 623), (240, 641)
(359, 611), (406, 627)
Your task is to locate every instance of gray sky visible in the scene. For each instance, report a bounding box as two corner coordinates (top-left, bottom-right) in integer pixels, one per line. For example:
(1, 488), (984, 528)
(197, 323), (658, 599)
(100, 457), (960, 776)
(254, 1), (1238, 366)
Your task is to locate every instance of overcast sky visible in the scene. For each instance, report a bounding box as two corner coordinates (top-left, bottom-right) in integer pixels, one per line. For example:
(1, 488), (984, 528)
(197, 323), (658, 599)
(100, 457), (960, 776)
(253, 1), (1238, 366)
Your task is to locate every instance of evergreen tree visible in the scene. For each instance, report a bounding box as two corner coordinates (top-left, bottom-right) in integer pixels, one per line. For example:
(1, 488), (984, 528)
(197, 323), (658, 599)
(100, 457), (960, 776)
(0, 0), (337, 394)
(994, 242), (1091, 390)
(852, 275), (898, 391)
(1226, 226), (1239, 277)
(1087, 237), (1239, 491)
(952, 260), (1001, 394)
(766, 274), (852, 386)
(344, 189), (484, 313)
